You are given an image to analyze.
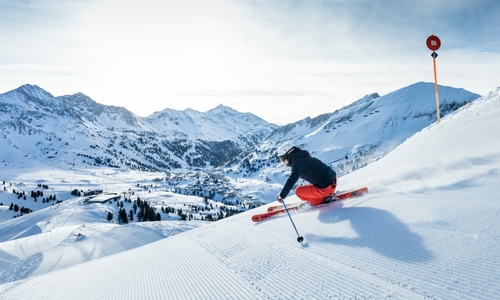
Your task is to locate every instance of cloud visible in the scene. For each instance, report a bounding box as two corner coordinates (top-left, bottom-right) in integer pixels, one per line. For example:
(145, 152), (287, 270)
(235, 0), (500, 58)
(0, 0), (92, 66)
(1, 0), (499, 124)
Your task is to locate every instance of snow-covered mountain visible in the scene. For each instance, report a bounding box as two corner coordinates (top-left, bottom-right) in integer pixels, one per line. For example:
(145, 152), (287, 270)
(222, 82), (480, 179)
(0, 85), (498, 299)
(1, 83), (479, 178)
(148, 104), (273, 145)
(0, 84), (276, 170)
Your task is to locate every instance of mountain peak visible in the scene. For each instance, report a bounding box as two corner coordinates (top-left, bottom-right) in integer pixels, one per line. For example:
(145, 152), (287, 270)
(206, 104), (238, 115)
(15, 84), (54, 100)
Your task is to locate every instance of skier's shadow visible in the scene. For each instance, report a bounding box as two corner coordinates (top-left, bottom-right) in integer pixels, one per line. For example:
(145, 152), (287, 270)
(305, 203), (434, 263)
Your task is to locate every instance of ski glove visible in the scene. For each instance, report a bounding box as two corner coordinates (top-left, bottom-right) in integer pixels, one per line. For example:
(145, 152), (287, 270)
(276, 193), (283, 203)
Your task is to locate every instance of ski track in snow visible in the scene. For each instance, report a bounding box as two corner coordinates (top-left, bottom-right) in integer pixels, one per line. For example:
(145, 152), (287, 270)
(189, 220), (416, 299)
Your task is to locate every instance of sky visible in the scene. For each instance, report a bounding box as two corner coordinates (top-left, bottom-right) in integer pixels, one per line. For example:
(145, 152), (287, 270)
(1, 0), (499, 124)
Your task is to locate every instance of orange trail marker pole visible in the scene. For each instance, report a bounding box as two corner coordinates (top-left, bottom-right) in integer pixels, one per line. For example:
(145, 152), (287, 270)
(432, 52), (440, 122)
(426, 35), (441, 123)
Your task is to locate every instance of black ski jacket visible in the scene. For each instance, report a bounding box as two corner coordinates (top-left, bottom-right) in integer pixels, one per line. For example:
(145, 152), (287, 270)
(279, 148), (336, 199)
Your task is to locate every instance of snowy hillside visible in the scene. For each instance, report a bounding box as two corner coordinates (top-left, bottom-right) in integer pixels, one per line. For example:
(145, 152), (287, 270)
(0, 86), (498, 299)
(0, 84), (276, 170)
(0, 166), (234, 282)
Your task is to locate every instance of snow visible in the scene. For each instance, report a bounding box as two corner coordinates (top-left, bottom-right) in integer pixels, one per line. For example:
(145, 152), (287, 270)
(0, 87), (499, 299)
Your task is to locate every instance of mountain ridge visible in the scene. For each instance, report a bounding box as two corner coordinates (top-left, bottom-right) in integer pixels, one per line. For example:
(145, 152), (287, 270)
(218, 82), (480, 180)
(0, 82), (480, 176)
(0, 84), (276, 170)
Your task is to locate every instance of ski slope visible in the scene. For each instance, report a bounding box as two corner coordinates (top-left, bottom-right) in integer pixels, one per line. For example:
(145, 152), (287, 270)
(0, 87), (499, 299)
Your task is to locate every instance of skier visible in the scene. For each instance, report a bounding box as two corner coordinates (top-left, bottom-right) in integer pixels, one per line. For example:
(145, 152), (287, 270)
(276, 144), (337, 206)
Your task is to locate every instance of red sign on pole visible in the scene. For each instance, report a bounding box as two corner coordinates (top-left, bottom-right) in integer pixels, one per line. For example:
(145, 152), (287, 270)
(426, 35), (441, 51)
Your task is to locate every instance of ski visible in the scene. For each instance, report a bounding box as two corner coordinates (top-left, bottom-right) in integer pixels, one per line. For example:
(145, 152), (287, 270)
(334, 186), (369, 200)
(267, 187), (368, 212)
(252, 187), (368, 223)
(267, 201), (304, 212)
(251, 202), (308, 223)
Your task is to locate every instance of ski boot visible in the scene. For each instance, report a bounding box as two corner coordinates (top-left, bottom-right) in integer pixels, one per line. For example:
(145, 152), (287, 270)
(323, 195), (337, 204)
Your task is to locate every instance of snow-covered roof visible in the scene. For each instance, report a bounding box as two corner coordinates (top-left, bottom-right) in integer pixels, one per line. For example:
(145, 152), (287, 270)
(85, 194), (120, 203)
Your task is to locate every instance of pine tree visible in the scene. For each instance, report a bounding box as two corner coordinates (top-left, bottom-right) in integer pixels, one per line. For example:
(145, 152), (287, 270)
(119, 208), (129, 224)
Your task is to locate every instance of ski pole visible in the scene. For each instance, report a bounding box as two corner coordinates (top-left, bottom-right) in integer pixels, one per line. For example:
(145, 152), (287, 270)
(329, 155), (348, 165)
(282, 199), (304, 243)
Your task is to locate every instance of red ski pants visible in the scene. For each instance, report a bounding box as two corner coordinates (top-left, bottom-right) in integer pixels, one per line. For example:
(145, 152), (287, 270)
(295, 183), (336, 206)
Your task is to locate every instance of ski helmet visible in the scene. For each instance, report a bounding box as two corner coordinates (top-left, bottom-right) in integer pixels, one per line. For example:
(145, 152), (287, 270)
(277, 144), (295, 162)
